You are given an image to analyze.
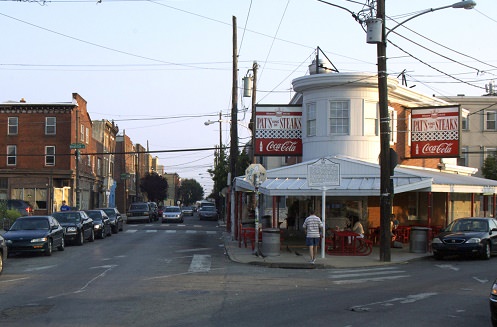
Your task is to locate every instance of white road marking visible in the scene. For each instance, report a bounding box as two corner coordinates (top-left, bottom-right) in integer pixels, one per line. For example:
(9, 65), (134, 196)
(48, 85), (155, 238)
(176, 248), (211, 253)
(24, 265), (57, 272)
(188, 254), (211, 273)
(436, 264), (460, 271)
(125, 229), (137, 233)
(329, 267), (410, 285)
(350, 292), (438, 310)
(186, 230), (197, 234)
(165, 230), (176, 234)
(146, 230), (157, 233)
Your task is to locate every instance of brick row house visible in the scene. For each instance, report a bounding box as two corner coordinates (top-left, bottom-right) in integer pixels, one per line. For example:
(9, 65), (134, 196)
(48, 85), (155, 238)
(0, 93), (156, 215)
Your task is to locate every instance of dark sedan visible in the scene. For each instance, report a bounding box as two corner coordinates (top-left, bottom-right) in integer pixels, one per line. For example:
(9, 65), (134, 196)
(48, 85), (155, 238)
(85, 210), (112, 239)
(198, 206), (219, 221)
(52, 211), (95, 245)
(3, 216), (65, 256)
(0, 234), (6, 274)
(432, 217), (497, 260)
(96, 207), (124, 234)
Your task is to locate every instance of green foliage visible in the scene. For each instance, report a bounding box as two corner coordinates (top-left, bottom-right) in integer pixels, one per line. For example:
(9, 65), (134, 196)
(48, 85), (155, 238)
(178, 179), (204, 206)
(140, 172), (168, 202)
(4, 210), (21, 226)
(482, 155), (497, 180)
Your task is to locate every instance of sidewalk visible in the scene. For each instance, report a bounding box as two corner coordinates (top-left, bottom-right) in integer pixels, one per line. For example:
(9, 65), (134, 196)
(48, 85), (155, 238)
(222, 230), (432, 269)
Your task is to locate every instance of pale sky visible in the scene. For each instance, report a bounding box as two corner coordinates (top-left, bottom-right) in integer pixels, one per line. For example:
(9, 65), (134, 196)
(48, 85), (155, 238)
(0, 0), (495, 193)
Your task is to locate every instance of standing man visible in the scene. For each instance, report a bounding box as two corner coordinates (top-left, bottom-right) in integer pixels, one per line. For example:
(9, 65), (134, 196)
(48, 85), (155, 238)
(60, 200), (70, 211)
(303, 210), (323, 263)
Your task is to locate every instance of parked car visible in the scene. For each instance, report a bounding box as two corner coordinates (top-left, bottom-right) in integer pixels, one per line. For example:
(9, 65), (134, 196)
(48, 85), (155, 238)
(52, 211), (95, 245)
(432, 217), (497, 260)
(3, 216), (65, 256)
(490, 279), (497, 326)
(148, 202), (159, 221)
(198, 206), (219, 221)
(6, 199), (33, 216)
(84, 210), (112, 239)
(96, 207), (124, 234)
(181, 206), (194, 216)
(126, 202), (154, 224)
(162, 206), (184, 223)
(0, 234), (6, 274)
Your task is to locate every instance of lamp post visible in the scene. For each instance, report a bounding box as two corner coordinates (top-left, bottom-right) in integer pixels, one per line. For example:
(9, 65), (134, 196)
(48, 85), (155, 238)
(373, 0), (476, 261)
(204, 111), (223, 166)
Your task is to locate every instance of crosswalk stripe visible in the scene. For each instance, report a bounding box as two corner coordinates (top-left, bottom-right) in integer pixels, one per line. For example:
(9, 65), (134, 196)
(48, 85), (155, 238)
(146, 230), (157, 233)
(332, 275), (410, 285)
(188, 254), (211, 273)
(125, 230), (138, 233)
(165, 230), (176, 234)
(329, 267), (410, 285)
(186, 230), (197, 234)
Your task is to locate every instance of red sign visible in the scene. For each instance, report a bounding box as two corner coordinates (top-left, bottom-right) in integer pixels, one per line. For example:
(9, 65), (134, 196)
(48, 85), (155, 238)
(410, 106), (460, 158)
(255, 105), (302, 156)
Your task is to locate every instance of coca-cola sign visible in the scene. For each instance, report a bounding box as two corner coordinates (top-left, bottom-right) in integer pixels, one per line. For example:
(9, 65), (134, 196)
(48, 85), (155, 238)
(410, 106), (460, 158)
(255, 105), (302, 156)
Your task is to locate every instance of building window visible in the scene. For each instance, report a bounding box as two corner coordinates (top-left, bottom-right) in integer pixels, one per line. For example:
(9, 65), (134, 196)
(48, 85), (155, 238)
(7, 145), (16, 166)
(458, 146), (468, 166)
(86, 127), (89, 144)
(364, 101), (378, 136)
(97, 158), (102, 176)
(486, 111), (497, 131)
(306, 103), (316, 137)
(80, 124), (85, 142)
(45, 146), (55, 166)
(8, 117), (18, 135)
(485, 147), (497, 160)
(45, 117), (56, 135)
(329, 100), (349, 135)
(389, 107), (397, 145)
(461, 115), (468, 131)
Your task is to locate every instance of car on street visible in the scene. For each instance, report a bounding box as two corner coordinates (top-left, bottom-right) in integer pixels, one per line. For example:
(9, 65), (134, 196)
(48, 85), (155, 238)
(0, 234), (6, 274)
(52, 211), (95, 245)
(162, 206), (184, 223)
(126, 202), (154, 224)
(490, 279), (497, 326)
(6, 199), (33, 216)
(198, 206), (219, 221)
(432, 217), (497, 260)
(96, 207), (124, 233)
(148, 202), (159, 221)
(181, 206), (194, 216)
(3, 216), (65, 256)
(84, 210), (112, 239)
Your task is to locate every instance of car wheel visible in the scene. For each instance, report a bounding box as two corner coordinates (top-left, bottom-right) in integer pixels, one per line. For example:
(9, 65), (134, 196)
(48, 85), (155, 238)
(45, 239), (53, 256)
(76, 231), (84, 246)
(58, 238), (65, 251)
(88, 229), (95, 242)
(481, 242), (491, 260)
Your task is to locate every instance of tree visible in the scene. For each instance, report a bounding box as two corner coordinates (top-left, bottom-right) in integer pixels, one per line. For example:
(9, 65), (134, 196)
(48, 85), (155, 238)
(482, 155), (497, 180)
(178, 179), (204, 206)
(140, 172), (168, 203)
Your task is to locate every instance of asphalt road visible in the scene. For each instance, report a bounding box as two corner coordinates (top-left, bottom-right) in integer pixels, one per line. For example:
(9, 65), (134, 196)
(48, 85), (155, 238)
(0, 214), (495, 326)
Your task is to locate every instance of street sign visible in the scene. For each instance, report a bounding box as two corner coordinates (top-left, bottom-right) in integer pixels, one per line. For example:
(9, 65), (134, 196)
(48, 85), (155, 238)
(307, 158), (340, 188)
(245, 163), (266, 187)
(120, 173), (130, 180)
(70, 143), (86, 149)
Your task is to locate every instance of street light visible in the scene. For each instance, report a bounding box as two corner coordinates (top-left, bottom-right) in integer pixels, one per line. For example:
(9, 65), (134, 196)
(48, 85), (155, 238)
(372, 0), (476, 262)
(204, 111), (223, 166)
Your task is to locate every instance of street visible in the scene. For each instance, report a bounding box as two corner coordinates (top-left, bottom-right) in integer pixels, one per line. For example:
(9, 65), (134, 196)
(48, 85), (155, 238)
(0, 214), (494, 326)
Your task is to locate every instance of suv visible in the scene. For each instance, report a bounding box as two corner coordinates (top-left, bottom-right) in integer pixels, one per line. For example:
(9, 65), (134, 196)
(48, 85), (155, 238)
(6, 200), (33, 216)
(126, 202), (154, 224)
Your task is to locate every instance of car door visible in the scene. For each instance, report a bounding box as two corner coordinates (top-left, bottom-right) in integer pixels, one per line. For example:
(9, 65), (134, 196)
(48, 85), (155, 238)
(50, 217), (64, 246)
(489, 219), (497, 253)
(81, 212), (93, 238)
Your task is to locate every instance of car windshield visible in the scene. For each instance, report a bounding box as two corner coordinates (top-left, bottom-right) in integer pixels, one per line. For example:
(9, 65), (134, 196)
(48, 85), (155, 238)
(447, 219), (488, 233)
(202, 206), (216, 212)
(11, 218), (49, 230)
(102, 209), (116, 218)
(52, 212), (79, 223)
(165, 207), (181, 213)
(131, 204), (148, 210)
(85, 211), (102, 220)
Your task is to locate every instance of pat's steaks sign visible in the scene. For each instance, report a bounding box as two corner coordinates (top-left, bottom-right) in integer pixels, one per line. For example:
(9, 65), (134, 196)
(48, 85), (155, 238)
(255, 105), (302, 156)
(410, 105), (460, 158)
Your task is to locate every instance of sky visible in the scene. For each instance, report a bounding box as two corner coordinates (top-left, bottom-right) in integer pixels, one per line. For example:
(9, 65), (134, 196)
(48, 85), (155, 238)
(0, 0), (495, 193)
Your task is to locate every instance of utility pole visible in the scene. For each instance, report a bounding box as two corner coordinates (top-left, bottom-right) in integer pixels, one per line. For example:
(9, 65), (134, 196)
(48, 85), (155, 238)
(75, 108), (81, 210)
(377, 0), (391, 262)
(251, 61), (258, 164)
(229, 15), (239, 237)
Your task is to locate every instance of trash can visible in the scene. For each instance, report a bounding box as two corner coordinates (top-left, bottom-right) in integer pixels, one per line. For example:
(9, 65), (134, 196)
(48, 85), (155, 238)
(409, 227), (431, 253)
(261, 215), (271, 228)
(262, 228), (280, 256)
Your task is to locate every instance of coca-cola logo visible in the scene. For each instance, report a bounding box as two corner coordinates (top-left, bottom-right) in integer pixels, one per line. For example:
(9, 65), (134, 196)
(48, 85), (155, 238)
(421, 142), (453, 154)
(266, 141), (297, 152)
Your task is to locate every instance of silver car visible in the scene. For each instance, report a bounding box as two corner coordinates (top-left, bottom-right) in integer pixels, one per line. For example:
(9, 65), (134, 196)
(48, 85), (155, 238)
(162, 206), (184, 223)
